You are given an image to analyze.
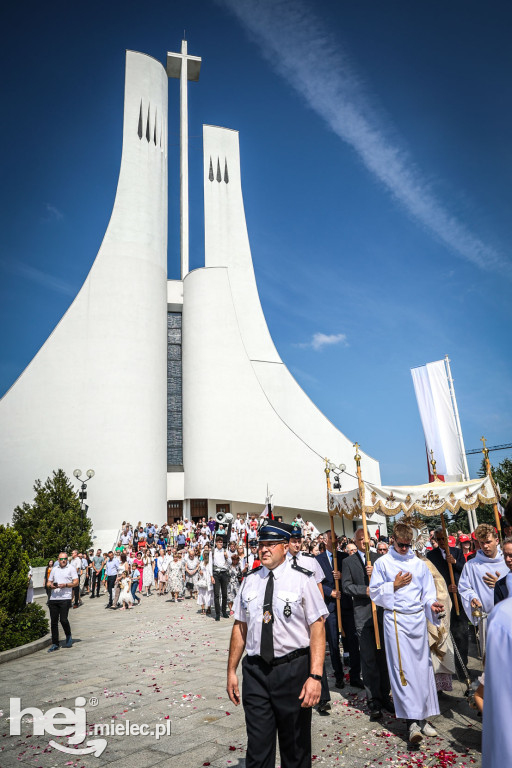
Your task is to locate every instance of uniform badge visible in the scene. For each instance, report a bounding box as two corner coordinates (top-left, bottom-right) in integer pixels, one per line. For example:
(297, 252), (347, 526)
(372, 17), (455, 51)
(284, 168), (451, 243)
(263, 610), (273, 624)
(283, 601), (292, 618)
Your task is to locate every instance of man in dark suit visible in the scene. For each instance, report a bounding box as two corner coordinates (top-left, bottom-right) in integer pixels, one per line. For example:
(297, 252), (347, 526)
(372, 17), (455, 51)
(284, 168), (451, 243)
(427, 528), (468, 672)
(342, 527), (391, 720)
(494, 537), (512, 604)
(317, 530), (362, 689)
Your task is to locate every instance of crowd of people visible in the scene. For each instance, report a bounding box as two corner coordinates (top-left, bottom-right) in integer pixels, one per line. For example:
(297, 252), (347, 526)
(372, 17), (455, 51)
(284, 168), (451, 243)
(44, 513), (512, 764)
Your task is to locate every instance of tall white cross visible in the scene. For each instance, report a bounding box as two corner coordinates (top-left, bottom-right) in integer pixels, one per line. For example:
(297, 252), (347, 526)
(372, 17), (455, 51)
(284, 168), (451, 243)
(167, 40), (201, 279)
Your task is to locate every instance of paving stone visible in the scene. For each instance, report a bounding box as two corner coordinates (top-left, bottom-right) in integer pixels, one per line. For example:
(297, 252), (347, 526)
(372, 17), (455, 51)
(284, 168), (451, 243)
(0, 594), (482, 768)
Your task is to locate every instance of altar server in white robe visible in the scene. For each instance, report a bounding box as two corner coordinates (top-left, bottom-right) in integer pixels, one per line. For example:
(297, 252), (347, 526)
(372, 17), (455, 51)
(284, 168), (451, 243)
(482, 594), (512, 768)
(370, 522), (444, 747)
(458, 523), (507, 623)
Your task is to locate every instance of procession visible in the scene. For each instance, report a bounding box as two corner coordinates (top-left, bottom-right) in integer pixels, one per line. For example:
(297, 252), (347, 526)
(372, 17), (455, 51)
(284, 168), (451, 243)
(40, 437), (511, 768)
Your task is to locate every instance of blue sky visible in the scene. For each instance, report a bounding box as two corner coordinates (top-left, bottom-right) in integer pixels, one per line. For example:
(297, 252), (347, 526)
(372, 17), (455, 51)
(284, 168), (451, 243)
(1, 0), (511, 484)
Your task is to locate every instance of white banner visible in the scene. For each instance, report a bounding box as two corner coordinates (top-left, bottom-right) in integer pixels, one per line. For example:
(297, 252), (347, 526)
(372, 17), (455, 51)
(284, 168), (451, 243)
(411, 360), (464, 481)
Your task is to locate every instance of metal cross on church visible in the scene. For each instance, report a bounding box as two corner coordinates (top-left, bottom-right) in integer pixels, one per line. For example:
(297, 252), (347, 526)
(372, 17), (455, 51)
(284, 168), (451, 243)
(167, 40), (202, 279)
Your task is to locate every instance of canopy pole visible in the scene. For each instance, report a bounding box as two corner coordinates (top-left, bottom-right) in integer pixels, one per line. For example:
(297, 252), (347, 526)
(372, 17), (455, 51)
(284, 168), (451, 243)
(354, 444), (381, 650)
(481, 437), (502, 544)
(430, 450), (460, 615)
(440, 511), (460, 615)
(324, 461), (344, 637)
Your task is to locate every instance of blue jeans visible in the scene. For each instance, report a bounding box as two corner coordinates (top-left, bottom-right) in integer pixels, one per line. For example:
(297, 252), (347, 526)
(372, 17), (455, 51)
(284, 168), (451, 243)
(130, 581), (140, 603)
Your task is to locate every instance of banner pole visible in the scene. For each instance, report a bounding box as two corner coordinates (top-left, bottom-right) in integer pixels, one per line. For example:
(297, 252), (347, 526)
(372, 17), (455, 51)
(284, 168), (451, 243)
(481, 436), (502, 544)
(445, 355), (475, 530)
(324, 460), (344, 638)
(354, 444), (381, 650)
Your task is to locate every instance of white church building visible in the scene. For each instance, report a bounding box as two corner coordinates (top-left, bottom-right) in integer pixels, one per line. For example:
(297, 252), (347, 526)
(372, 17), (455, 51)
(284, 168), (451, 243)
(0, 46), (383, 548)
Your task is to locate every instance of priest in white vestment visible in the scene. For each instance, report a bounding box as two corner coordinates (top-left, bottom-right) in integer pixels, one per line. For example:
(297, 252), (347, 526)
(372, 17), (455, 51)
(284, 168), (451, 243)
(482, 594), (512, 768)
(458, 523), (507, 623)
(370, 522), (444, 746)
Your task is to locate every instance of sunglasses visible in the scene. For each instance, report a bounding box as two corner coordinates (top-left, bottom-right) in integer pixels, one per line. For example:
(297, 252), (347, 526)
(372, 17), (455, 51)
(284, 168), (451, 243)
(59, 557), (68, 561)
(395, 542), (411, 550)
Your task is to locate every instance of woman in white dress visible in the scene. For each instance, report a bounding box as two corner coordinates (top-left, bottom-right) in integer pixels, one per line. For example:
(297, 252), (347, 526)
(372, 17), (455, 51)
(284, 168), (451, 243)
(196, 552), (211, 615)
(142, 551), (154, 597)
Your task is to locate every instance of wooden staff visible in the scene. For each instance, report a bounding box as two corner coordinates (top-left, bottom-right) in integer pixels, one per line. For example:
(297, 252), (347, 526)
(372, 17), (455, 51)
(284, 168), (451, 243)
(440, 512), (460, 615)
(430, 451), (460, 615)
(324, 461), (344, 638)
(354, 444), (381, 650)
(481, 436), (502, 544)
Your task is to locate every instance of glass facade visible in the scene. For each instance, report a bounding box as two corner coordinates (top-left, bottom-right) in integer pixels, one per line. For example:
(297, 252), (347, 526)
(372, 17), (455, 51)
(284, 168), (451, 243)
(167, 312), (183, 467)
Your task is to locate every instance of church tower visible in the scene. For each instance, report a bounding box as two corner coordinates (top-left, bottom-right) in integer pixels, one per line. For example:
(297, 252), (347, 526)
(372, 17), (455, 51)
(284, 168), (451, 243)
(0, 46), (382, 543)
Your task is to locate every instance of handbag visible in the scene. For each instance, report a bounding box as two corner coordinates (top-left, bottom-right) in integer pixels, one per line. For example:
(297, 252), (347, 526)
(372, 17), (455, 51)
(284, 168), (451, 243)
(197, 577), (207, 589)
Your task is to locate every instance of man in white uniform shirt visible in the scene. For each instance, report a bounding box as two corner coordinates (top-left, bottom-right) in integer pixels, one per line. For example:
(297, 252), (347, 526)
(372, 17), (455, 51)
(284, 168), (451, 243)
(47, 553), (79, 651)
(458, 523), (507, 624)
(227, 521), (328, 768)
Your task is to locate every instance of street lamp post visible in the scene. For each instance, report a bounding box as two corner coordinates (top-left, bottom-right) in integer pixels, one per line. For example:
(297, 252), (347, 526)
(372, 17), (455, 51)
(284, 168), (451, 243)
(73, 469), (95, 534)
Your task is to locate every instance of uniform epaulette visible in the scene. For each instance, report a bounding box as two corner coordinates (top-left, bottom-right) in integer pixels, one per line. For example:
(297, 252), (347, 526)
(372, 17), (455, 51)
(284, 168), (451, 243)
(247, 565), (263, 575)
(291, 562), (313, 576)
(301, 552), (314, 558)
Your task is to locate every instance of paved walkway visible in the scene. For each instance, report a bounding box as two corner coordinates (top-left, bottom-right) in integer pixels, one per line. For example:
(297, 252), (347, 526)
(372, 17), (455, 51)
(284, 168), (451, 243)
(0, 593), (482, 768)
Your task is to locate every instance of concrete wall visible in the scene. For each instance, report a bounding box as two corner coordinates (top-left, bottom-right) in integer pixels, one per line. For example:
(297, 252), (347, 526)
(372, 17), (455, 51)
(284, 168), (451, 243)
(0, 51), (169, 538)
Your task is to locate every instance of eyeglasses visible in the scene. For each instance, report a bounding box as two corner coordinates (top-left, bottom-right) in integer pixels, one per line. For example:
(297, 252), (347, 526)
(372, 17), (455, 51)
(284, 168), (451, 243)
(59, 557), (68, 561)
(395, 542), (411, 550)
(258, 541), (284, 550)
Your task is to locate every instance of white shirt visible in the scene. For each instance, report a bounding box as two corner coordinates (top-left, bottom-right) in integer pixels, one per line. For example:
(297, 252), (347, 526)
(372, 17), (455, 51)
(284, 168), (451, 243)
(286, 551), (324, 584)
(48, 564), (78, 600)
(458, 548), (507, 622)
(157, 555), (169, 571)
(213, 547), (228, 570)
(233, 558), (328, 657)
(70, 556), (81, 574)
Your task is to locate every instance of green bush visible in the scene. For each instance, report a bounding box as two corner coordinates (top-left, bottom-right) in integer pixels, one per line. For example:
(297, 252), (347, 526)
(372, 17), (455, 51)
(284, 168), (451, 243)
(0, 526), (30, 615)
(0, 603), (49, 652)
(0, 526), (49, 652)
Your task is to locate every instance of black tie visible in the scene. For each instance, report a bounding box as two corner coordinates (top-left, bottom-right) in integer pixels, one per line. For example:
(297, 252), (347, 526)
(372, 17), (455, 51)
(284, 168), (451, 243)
(292, 555), (298, 568)
(260, 571), (275, 664)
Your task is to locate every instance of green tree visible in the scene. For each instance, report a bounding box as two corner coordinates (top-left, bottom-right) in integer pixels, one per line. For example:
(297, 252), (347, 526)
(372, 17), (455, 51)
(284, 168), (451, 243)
(12, 469), (93, 558)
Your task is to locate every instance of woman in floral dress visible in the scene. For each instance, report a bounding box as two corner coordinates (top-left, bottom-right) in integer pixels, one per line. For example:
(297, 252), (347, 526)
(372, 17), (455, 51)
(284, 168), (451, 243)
(183, 547), (200, 599)
(227, 554), (243, 615)
(168, 552), (183, 601)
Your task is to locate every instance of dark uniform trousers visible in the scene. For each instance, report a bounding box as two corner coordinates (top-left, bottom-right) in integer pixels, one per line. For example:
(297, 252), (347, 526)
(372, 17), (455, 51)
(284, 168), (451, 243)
(242, 653), (311, 768)
(213, 569), (229, 616)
